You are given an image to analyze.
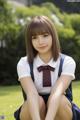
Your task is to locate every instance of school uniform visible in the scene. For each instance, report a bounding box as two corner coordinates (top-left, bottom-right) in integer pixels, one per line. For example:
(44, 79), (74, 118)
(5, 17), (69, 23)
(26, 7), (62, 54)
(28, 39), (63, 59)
(17, 53), (75, 93)
(14, 53), (80, 120)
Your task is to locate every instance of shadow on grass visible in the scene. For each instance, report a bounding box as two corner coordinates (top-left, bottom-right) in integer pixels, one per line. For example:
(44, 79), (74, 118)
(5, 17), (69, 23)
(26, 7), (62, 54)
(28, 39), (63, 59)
(0, 85), (21, 96)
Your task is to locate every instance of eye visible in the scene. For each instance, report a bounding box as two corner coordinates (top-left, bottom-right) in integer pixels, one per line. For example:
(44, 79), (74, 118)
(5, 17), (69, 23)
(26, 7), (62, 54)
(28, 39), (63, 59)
(43, 34), (49, 37)
(32, 35), (37, 39)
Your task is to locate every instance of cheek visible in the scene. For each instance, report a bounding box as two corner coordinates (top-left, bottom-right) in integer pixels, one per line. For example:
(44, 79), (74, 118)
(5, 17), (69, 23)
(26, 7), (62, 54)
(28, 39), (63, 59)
(32, 41), (37, 48)
(49, 38), (52, 45)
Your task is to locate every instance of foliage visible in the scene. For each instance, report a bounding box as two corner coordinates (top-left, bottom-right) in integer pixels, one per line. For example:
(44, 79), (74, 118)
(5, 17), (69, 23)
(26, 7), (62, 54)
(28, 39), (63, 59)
(0, 1), (25, 85)
(70, 14), (80, 33)
(41, 2), (60, 15)
(16, 5), (51, 18)
(58, 27), (75, 40)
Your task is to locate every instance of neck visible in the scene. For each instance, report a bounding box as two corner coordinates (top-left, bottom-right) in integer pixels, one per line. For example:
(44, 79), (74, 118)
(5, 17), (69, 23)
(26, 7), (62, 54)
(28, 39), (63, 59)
(39, 52), (52, 63)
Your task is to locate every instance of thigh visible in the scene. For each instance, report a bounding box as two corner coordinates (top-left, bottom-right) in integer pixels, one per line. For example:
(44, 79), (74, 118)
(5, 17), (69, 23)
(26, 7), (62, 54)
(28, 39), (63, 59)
(20, 96), (46, 120)
(20, 101), (32, 120)
(55, 95), (73, 120)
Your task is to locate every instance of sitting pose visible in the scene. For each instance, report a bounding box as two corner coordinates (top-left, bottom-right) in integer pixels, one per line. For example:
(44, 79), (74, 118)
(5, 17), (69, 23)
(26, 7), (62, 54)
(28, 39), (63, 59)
(14, 16), (80, 120)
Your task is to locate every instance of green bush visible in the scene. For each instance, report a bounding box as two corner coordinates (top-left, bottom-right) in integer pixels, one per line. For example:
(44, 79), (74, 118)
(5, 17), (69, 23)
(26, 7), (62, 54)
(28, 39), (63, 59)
(16, 5), (51, 18)
(0, 25), (24, 85)
(57, 26), (80, 80)
(57, 27), (75, 40)
(70, 14), (80, 33)
(42, 2), (60, 15)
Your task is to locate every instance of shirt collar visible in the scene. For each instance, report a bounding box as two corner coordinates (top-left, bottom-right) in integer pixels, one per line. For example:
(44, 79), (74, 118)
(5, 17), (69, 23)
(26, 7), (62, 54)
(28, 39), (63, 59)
(34, 54), (58, 69)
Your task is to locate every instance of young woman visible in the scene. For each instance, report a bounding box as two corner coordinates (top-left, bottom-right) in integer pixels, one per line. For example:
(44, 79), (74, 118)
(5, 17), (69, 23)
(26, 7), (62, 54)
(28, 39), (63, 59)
(15, 16), (76, 120)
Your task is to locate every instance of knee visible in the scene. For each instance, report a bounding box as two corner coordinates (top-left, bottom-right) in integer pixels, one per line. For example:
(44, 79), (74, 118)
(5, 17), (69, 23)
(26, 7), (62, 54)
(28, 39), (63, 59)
(59, 95), (71, 110)
(20, 101), (31, 120)
(56, 95), (72, 119)
(55, 95), (66, 117)
(59, 95), (66, 109)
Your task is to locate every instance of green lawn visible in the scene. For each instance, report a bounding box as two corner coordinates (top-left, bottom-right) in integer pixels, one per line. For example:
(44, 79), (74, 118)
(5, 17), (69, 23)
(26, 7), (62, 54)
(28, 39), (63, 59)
(72, 81), (80, 106)
(0, 85), (23, 120)
(0, 81), (80, 120)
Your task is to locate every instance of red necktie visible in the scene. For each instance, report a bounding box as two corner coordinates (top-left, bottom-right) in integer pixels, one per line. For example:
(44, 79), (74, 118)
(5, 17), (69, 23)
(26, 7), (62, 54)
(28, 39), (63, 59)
(37, 65), (55, 87)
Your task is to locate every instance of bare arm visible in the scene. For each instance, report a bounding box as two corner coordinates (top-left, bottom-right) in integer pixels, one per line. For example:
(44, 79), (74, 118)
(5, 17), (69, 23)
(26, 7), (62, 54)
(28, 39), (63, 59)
(20, 77), (41, 120)
(45, 75), (73, 120)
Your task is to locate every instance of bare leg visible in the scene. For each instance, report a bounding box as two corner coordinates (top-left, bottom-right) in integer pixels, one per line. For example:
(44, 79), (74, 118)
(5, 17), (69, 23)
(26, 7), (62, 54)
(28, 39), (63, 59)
(55, 95), (73, 120)
(20, 100), (32, 120)
(39, 96), (46, 120)
(20, 96), (46, 120)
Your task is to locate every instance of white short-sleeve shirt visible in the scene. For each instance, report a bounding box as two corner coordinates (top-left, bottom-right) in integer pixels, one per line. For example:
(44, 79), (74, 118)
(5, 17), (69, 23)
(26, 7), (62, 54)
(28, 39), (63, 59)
(17, 53), (76, 94)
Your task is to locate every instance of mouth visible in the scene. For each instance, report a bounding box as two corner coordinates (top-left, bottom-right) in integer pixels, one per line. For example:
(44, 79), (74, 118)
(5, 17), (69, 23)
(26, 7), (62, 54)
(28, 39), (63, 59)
(38, 45), (48, 49)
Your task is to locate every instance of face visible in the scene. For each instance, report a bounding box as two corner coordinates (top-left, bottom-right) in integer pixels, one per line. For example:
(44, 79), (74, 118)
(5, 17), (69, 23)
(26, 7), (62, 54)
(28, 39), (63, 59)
(32, 33), (52, 56)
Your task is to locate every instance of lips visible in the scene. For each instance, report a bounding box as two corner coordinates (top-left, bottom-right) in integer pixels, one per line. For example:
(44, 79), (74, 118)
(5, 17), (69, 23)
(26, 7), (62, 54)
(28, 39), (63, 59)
(38, 45), (47, 49)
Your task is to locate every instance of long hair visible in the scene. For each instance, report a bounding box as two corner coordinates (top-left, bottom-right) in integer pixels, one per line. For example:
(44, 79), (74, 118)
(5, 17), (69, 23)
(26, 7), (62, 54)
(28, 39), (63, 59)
(25, 16), (61, 63)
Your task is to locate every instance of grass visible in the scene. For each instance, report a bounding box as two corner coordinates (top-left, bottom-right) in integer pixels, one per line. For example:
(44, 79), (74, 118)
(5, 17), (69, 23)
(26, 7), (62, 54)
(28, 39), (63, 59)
(0, 81), (80, 120)
(0, 85), (23, 120)
(72, 81), (80, 106)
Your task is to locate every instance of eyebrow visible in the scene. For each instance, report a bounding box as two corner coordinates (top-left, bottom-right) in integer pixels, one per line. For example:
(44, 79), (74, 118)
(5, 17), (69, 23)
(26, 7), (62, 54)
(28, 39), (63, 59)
(32, 32), (49, 36)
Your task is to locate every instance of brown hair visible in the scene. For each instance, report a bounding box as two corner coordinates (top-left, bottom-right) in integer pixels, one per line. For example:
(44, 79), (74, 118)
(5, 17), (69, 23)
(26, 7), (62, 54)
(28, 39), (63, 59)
(25, 16), (61, 63)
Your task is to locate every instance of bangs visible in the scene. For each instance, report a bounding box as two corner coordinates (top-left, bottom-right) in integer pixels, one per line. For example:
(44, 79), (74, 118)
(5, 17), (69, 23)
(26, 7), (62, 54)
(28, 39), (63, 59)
(28, 19), (50, 36)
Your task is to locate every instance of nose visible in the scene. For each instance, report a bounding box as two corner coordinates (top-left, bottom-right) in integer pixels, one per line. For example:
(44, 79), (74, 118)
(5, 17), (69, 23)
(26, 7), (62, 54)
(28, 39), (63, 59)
(38, 36), (44, 44)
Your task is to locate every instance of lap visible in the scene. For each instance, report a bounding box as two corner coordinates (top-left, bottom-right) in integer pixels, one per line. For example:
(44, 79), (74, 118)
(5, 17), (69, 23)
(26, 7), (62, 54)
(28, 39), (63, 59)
(14, 94), (80, 120)
(55, 95), (80, 120)
(55, 95), (73, 120)
(14, 95), (46, 120)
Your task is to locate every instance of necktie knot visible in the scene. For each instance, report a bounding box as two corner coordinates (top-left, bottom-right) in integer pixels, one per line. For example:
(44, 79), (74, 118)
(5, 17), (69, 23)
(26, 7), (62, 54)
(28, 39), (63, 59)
(37, 65), (55, 87)
(37, 65), (55, 72)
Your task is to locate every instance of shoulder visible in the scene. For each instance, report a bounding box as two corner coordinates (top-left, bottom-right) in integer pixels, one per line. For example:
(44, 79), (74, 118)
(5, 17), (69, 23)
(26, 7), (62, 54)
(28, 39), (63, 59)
(17, 56), (28, 67)
(17, 56), (31, 80)
(17, 56), (30, 71)
(60, 54), (76, 79)
(60, 53), (76, 66)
